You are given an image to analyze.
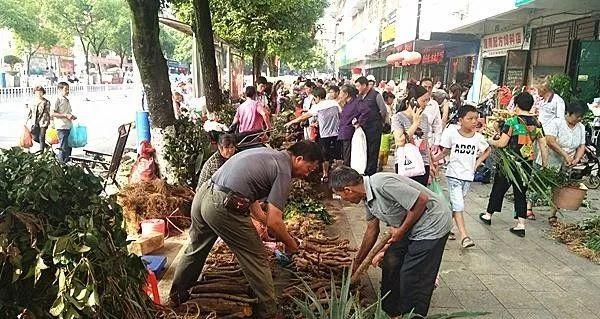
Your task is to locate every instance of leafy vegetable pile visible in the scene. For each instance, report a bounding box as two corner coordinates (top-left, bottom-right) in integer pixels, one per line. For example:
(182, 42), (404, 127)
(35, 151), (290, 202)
(0, 148), (155, 318)
(551, 214), (600, 263)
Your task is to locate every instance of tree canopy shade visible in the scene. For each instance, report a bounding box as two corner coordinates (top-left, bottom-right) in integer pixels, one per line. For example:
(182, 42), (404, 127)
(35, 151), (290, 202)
(44, 0), (122, 83)
(173, 0), (326, 80)
(0, 0), (59, 85)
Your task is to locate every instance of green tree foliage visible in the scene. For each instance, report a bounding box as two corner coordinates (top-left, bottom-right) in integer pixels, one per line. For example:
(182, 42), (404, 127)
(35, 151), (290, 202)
(0, 0), (59, 84)
(106, 7), (132, 69)
(44, 0), (122, 83)
(159, 25), (179, 60)
(172, 0), (326, 79)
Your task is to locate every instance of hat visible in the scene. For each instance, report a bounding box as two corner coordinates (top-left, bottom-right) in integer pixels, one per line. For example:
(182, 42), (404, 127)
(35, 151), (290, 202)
(588, 97), (600, 108)
(366, 75), (376, 82)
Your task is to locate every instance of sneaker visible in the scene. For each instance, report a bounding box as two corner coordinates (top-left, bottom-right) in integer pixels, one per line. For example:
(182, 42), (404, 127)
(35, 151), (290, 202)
(509, 227), (525, 237)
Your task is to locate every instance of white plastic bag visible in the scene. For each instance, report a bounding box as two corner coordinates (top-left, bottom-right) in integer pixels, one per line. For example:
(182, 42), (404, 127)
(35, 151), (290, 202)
(350, 127), (367, 174)
(395, 143), (425, 177)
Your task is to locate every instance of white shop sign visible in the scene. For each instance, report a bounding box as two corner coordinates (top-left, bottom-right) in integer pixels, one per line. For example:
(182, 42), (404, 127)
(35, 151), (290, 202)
(481, 27), (525, 58)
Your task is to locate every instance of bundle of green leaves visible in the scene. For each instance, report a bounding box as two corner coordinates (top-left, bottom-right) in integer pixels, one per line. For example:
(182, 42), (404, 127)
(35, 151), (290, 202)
(164, 114), (211, 187)
(284, 197), (332, 225)
(0, 148), (155, 318)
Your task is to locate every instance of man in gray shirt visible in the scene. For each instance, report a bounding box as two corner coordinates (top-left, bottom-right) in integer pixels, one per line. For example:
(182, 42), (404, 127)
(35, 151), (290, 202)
(330, 166), (452, 317)
(170, 141), (322, 318)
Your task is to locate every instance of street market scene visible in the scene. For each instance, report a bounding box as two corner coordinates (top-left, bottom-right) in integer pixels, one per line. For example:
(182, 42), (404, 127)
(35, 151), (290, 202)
(1, 0), (600, 318)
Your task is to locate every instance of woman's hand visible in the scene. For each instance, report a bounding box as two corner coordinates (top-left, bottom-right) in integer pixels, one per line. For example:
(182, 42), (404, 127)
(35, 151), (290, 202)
(412, 107), (423, 123)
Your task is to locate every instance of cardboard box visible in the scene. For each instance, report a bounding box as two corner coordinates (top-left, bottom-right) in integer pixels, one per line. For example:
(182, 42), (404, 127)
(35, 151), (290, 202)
(128, 233), (164, 255)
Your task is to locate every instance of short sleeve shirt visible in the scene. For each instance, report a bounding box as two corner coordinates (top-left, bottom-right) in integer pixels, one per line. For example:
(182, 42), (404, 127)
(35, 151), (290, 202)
(211, 148), (292, 210)
(363, 173), (452, 241)
(502, 115), (544, 161)
(52, 96), (73, 129)
(540, 117), (586, 168)
(440, 127), (489, 181)
(538, 94), (566, 128)
(391, 111), (431, 165)
(235, 99), (265, 133)
(308, 100), (340, 138)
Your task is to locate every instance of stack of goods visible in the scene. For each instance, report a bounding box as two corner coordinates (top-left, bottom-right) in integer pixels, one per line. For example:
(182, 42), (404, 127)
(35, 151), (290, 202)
(118, 179), (195, 234)
(176, 242), (257, 318)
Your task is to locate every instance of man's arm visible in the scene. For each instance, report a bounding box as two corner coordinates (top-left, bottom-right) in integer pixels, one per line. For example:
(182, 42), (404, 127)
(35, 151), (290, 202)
(258, 105), (272, 129)
(432, 147), (450, 163)
(376, 94), (387, 122)
(354, 218), (380, 268)
(266, 203), (298, 253)
(389, 192), (428, 243)
(431, 106), (443, 145)
(556, 98), (566, 120)
(284, 112), (312, 127)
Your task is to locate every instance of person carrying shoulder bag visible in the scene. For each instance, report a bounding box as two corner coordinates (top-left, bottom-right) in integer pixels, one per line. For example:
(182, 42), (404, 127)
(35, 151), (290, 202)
(26, 86), (51, 152)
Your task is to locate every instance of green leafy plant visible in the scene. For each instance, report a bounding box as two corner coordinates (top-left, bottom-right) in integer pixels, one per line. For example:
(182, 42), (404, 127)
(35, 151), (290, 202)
(494, 148), (568, 207)
(285, 198), (332, 224)
(0, 148), (155, 318)
(290, 267), (489, 318)
(164, 114), (211, 187)
(547, 74), (574, 103)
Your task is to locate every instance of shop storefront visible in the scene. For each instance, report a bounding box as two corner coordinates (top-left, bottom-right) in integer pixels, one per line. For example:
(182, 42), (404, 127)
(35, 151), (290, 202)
(530, 16), (598, 85)
(479, 27), (529, 100)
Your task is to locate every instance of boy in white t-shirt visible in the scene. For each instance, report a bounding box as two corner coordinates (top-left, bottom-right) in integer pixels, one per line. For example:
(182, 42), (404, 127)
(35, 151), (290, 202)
(434, 105), (491, 248)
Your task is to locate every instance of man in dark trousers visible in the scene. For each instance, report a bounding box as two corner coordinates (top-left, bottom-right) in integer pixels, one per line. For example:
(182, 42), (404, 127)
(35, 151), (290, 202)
(170, 141), (322, 318)
(355, 76), (387, 175)
(330, 166), (452, 317)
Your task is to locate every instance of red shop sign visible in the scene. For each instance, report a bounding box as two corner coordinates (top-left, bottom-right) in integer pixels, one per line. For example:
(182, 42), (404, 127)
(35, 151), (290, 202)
(421, 48), (445, 64)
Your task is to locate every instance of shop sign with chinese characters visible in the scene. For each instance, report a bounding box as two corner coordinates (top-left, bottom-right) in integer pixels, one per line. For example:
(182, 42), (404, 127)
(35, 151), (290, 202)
(481, 27), (525, 58)
(421, 47), (445, 64)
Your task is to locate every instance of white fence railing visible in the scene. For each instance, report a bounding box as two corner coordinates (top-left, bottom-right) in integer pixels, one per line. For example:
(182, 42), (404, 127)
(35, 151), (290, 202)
(0, 84), (137, 103)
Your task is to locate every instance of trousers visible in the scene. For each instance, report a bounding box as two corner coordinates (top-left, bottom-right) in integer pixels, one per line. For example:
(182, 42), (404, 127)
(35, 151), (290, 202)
(381, 233), (449, 317)
(170, 183), (276, 318)
(487, 167), (528, 219)
(56, 129), (72, 163)
(363, 125), (382, 176)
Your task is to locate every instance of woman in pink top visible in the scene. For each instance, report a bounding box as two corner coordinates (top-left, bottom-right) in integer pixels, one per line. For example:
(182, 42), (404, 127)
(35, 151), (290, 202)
(232, 86), (271, 133)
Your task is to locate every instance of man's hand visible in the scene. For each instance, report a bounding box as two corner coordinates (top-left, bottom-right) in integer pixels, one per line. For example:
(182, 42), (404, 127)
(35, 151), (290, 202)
(388, 227), (405, 244)
(372, 250), (385, 268)
(563, 154), (574, 166)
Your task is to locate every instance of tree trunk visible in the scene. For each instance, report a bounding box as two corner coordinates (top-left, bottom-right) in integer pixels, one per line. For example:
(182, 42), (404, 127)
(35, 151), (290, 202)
(119, 52), (125, 70)
(252, 48), (265, 83)
(26, 54), (32, 87)
(191, 0), (222, 112)
(266, 54), (279, 78)
(80, 38), (91, 85)
(126, 0), (177, 183)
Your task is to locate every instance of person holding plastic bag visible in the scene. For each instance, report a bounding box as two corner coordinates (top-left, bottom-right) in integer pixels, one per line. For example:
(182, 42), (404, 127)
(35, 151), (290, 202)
(391, 86), (432, 186)
(336, 84), (372, 168)
(433, 105), (491, 248)
(25, 86), (51, 151)
(50, 82), (77, 163)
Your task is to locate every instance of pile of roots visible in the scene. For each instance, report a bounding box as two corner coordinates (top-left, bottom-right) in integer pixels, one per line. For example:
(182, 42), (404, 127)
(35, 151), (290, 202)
(118, 179), (195, 234)
(551, 220), (600, 264)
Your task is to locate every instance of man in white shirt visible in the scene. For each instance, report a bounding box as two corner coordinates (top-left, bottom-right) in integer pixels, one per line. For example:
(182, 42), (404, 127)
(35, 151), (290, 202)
(420, 78), (443, 147)
(537, 81), (566, 130)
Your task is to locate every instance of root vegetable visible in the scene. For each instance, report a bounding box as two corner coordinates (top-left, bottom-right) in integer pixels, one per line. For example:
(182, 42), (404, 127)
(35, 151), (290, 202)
(351, 232), (392, 284)
(189, 293), (258, 304)
(190, 283), (249, 295)
(183, 298), (252, 316)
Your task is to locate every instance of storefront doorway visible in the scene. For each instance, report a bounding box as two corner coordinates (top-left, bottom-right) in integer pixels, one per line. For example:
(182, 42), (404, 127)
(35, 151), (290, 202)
(480, 56), (506, 100)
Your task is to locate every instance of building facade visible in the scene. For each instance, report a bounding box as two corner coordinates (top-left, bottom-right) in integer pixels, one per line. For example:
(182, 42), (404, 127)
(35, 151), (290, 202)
(332, 0), (600, 103)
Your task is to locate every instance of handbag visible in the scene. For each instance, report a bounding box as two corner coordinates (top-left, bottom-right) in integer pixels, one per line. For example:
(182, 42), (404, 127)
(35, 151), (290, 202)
(395, 143), (425, 177)
(350, 127), (367, 174)
(19, 126), (33, 148)
(68, 123), (88, 148)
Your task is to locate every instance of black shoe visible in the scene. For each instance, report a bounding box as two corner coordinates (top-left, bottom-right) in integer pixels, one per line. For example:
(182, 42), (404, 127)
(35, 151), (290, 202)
(509, 227), (525, 237)
(479, 213), (491, 225)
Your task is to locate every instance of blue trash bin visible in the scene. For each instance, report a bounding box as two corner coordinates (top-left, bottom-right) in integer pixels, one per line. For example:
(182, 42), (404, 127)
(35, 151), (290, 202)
(136, 110), (151, 145)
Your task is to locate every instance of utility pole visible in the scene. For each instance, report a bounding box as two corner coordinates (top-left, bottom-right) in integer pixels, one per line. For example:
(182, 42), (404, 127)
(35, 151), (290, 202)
(415, 0), (422, 42)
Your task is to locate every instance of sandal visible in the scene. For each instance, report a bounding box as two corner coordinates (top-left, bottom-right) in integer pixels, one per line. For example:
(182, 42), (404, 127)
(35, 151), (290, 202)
(527, 209), (536, 220)
(548, 216), (558, 226)
(461, 236), (475, 248)
(449, 232), (456, 240)
(479, 213), (491, 225)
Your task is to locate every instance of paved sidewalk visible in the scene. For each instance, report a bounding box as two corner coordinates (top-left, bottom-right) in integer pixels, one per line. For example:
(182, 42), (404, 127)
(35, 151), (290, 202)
(327, 179), (600, 319)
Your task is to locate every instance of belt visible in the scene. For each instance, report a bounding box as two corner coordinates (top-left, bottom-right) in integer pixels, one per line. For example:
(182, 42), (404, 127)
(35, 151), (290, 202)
(211, 182), (235, 195)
